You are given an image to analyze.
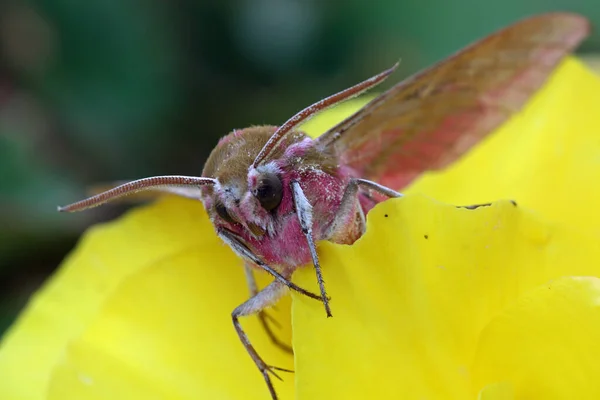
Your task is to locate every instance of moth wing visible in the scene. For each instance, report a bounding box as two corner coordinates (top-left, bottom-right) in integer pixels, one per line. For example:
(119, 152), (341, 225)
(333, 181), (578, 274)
(316, 13), (590, 189)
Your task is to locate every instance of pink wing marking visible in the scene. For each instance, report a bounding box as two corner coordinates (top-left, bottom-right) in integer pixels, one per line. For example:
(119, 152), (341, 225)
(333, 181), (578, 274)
(316, 13), (590, 190)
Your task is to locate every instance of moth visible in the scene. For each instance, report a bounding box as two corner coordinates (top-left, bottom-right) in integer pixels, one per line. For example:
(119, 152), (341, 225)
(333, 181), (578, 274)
(59, 12), (589, 400)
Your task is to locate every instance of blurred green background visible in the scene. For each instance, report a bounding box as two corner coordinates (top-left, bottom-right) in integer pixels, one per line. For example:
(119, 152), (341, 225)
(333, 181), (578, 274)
(1, 0), (599, 335)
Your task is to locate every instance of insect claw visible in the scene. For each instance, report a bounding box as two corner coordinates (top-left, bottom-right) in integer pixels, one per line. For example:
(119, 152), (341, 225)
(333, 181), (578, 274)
(265, 368), (283, 381)
(269, 365), (294, 374)
(262, 362), (293, 381)
(321, 294), (333, 318)
(257, 355), (294, 382)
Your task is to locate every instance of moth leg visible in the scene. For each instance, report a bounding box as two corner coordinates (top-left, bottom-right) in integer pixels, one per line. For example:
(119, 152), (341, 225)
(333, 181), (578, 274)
(458, 200), (517, 209)
(218, 228), (323, 301)
(233, 279), (292, 400)
(291, 181), (332, 318)
(352, 179), (517, 210)
(354, 178), (404, 198)
(324, 178), (403, 240)
(244, 263), (293, 354)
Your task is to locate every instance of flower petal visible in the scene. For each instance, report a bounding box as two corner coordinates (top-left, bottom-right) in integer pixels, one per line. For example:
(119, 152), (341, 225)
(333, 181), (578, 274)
(46, 248), (294, 399)
(0, 197), (293, 399)
(292, 195), (600, 399)
(473, 276), (600, 398)
(477, 382), (514, 400)
(406, 58), (600, 234)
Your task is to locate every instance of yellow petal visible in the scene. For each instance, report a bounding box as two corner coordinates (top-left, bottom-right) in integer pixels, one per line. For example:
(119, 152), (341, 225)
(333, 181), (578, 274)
(406, 58), (600, 235)
(477, 382), (515, 400)
(0, 198), (207, 399)
(473, 276), (600, 399)
(0, 197), (293, 400)
(292, 195), (600, 399)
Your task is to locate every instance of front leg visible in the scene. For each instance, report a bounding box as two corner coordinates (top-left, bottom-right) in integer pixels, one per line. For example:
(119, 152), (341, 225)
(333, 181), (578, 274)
(325, 178), (516, 241)
(233, 279), (292, 400)
(291, 181), (332, 317)
(324, 178), (403, 241)
(218, 227), (323, 301)
(244, 263), (293, 354)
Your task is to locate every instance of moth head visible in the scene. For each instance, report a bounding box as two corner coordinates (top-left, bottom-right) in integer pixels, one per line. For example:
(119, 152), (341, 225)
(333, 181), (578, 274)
(199, 126), (291, 239)
(205, 160), (288, 237)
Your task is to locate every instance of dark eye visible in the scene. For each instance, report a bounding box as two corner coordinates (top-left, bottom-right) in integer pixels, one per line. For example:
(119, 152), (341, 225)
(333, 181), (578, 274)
(254, 172), (283, 212)
(215, 201), (235, 224)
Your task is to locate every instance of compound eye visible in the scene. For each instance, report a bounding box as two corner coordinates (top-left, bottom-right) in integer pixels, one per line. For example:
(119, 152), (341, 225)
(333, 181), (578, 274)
(253, 172), (283, 212)
(215, 201), (235, 224)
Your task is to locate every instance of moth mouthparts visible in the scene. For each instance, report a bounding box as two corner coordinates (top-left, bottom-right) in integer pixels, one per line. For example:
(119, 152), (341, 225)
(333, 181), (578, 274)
(247, 222), (266, 237)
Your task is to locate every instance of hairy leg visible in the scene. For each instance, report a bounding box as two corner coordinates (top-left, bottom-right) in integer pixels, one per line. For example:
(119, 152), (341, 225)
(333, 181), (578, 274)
(232, 279), (292, 400)
(218, 228), (322, 301)
(243, 263), (293, 354)
(291, 181), (332, 317)
(324, 178), (403, 240)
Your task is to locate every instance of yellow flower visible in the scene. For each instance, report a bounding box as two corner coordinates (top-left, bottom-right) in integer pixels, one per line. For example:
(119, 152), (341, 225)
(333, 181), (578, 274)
(1, 57), (600, 400)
